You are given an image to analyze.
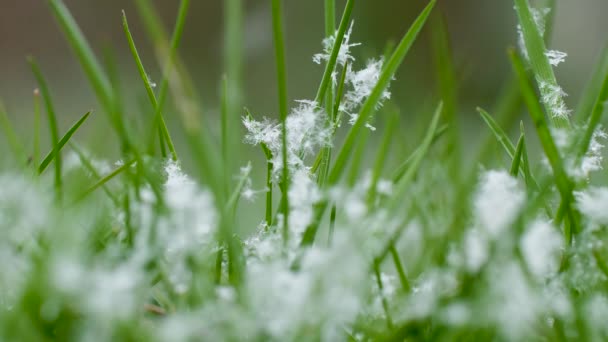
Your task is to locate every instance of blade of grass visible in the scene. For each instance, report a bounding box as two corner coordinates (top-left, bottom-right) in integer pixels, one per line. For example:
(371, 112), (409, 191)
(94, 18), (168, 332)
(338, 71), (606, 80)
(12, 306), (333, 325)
(513, 0), (569, 128)
(509, 48), (573, 224)
(314, 0), (355, 104)
(328, 0), (437, 186)
(245, 109), (274, 226)
(69, 143), (120, 206)
(389, 244), (411, 293)
(271, 0), (290, 245)
(520, 123), (534, 192)
(312, 61), (349, 177)
(76, 159), (136, 201)
(373, 261), (394, 330)
(478, 107), (537, 186)
(367, 111), (398, 205)
(121, 10), (177, 161)
(38, 111), (91, 174)
(510, 133), (525, 177)
(29, 57), (62, 198)
(391, 124), (448, 183)
(389, 102), (442, 209)
(33, 89), (41, 164)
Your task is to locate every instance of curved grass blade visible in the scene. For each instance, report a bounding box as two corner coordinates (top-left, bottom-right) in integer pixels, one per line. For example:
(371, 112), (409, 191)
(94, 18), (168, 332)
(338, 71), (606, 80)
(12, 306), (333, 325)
(69, 143), (119, 206)
(328, 0), (437, 186)
(76, 159), (136, 201)
(38, 111), (91, 174)
(122, 11), (177, 161)
(29, 57), (62, 198)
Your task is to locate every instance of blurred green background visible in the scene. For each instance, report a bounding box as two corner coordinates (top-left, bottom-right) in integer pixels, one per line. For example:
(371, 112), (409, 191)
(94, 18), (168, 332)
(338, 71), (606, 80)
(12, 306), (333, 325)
(1, 0), (607, 155)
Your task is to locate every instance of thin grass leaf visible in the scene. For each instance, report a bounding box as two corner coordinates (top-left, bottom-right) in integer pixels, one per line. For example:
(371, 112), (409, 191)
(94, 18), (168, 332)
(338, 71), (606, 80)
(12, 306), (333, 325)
(520, 122), (534, 192)
(509, 48), (573, 221)
(513, 0), (569, 128)
(389, 101), (442, 208)
(122, 11), (177, 161)
(391, 124), (448, 183)
(38, 111), (91, 174)
(367, 111), (398, 205)
(314, 0), (355, 104)
(510, 133), (525, 177)
(33, 89), (41, 164)
(312, 61), (349, 177)
(478, 107), (537, 187)
(373, 261), (394, 330)
(69, 143), (120, 206)
(329, 0), (437, 186)
(77, 159), (136, 201)
(389, 244), (411, 293)
(29, 57), (62, 198)
(271, 0), (290, 245)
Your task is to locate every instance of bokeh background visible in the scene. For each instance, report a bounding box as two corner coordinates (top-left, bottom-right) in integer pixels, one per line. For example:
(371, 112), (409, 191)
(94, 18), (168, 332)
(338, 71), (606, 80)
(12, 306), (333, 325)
(1, 0), (607, 157)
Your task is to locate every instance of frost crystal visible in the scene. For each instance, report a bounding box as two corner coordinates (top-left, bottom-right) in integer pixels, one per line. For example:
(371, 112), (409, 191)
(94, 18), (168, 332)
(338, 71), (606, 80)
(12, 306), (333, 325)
(473, 170), (525, 237)
(574, 128), (607, 179)
(545, 50), (567, 66)
(521, 220), (562, 278)
(243, 100), (331, 178)
(342, 58), (391, 127)
(313, 21), (360, 67)
(538, 81), (571, 118)
(575, 187), (608, 225)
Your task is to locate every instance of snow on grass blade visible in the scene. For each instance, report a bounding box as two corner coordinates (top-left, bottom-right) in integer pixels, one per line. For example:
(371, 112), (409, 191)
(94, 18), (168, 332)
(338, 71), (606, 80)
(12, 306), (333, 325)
(478, 107), (537, 187)
(314, 0), (355, 104)
(509, 48), (575, 229)
(329, 0), (437, 186)
(38, 111), (91, 174)
(513, 0), (570, 128)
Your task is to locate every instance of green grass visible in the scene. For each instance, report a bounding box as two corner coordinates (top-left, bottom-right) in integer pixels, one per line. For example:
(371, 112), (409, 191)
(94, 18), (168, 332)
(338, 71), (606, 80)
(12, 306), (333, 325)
(2, 0), (608, 340)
